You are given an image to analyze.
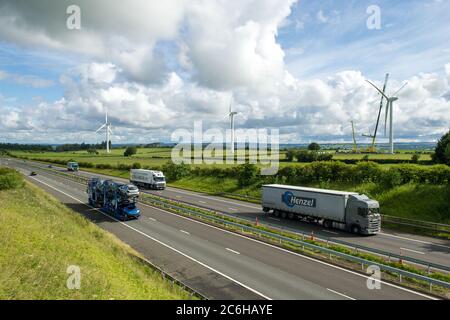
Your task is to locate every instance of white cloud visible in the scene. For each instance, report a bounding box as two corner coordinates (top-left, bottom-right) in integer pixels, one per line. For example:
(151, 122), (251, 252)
(0, 70), (54, 88)
(0, 0), (186, 83)
(316, 10), (328, 23)
(0, 1), (449, 143)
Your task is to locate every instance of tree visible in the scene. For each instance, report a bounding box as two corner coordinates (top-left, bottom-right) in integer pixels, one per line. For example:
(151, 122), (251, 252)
(308, 142), (320, 151)
(411, 154), (420, 164)
(162, 161), (191, 181)
(285, 149), (296, 162)
(432, 130), (450, 165)
(124, 146), (137, 157)
(237, 163), (258, 187)
(132, 162), (141, 169)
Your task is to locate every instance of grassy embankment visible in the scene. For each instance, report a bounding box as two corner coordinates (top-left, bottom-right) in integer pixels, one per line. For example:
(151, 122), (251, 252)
(0, 167), (194, 300)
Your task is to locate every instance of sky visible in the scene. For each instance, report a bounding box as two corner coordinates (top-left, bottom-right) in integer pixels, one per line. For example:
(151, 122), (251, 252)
(0, 0), (449, 144)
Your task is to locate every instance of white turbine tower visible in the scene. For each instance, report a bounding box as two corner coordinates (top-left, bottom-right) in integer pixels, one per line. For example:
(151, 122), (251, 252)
(366, 80), (407, 154)
(96, 108), (113, 153)
(228, 103), (238, 154)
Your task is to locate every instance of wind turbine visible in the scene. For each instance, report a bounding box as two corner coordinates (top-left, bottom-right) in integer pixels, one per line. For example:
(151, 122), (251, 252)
(228, 103), (238, 154)
(96, 108), (113, 153)
(351, 120), (358, 153)
(366, 79), (407, 154)
(363, 73), (389, 153)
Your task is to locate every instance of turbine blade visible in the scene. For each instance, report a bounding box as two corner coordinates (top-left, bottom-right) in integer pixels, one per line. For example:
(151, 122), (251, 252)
(96, 123), (106, 133)
(392, 82), (408, 96)
(384, 103), (389, 136)
(366, 80), (389, 100)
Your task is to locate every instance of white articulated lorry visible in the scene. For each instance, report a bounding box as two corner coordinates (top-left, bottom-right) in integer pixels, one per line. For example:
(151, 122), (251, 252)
(130, 169), (166, 190)
(262, 184), (381, 235)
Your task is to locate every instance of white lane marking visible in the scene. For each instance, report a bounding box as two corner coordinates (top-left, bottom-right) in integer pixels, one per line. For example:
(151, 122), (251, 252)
(401, 247), (425, 255)
(25, 171), (438, 300)
(322, 230), (339, 235)
(269, 217), (281, 222)
(28, 176), (272, 300)
(199, 201), (207, 204)
(379, 232), (450, 250)
(228, 208), (237, 211)
(327, 288), (356, 300)
(29, 166), (450, 256)
(180, 230), (190, 235)
(140, 203), (439, 300)
(226, 248), (240, 255)
(166, 187), (260, 209)
(148, 217), (157, 222)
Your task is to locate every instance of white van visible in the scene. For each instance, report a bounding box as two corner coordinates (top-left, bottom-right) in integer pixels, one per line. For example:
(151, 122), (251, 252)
(130, 169), (166, 190)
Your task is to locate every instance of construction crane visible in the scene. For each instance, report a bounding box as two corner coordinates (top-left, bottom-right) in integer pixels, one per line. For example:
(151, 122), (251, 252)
(363, 73), (389, 153)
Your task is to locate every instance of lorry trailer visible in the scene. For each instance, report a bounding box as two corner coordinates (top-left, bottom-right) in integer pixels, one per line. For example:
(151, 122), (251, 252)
(87, 178), (140, 220)
(261, 184), (381, 235)
(130, 169), (166, 190)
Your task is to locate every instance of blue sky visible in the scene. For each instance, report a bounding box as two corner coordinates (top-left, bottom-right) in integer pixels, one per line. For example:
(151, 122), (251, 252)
(279, 0), (450, 80)
(0, 0), (449, 144)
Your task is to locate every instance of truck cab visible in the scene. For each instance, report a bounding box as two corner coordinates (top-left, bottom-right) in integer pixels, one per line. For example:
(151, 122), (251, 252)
(345, 195), (381, 235)
(67, 162), (79, 172)
(130, 169), (166, 190)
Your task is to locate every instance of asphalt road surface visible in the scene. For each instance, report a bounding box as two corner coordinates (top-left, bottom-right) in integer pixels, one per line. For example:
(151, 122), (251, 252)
(1, 158), (442, 300)
(9, 158), (449, 269)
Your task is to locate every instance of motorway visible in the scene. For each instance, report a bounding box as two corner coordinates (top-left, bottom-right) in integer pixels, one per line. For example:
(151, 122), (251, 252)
(1, 158), (443, 300)
(11, 158), (450, 269)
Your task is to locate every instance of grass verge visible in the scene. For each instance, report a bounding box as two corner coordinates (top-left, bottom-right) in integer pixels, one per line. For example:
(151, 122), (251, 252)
(0, 169), (195, 300)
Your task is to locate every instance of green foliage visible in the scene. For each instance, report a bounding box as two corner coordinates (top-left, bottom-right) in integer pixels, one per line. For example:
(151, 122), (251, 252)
(317, 153), (333, 161)
(132, 162), (142, 169)
(411, 154), (420, 163)
(0, 167), (24, 190)
(307, 142), (321, 151)
(162, 161), (191, 181)
(296, 150), (317, 162)
(236, 163), (258, 187)
(95, 163), (113, 169)
(124, 146), (138, 157)
(285, 149), (296, 161)
(432, 129), (450, 165)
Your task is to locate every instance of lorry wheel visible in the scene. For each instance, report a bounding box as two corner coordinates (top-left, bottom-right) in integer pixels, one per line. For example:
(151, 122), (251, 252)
(323, 220), (332, 228)
(288, 213), (295, 219)
(351, 225), (361, 234)
(274, 210), (280, 217)
(281, 211), (287, 219)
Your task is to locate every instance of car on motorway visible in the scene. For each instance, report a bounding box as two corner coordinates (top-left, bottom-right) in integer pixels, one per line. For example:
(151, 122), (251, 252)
(48, 164), (53, 168)
(30, 171), (37, 176)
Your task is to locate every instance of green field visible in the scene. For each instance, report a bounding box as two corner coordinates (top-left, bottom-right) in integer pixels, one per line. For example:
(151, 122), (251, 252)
(0, 172), (194, 300)
(10, 147), (432, 170)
